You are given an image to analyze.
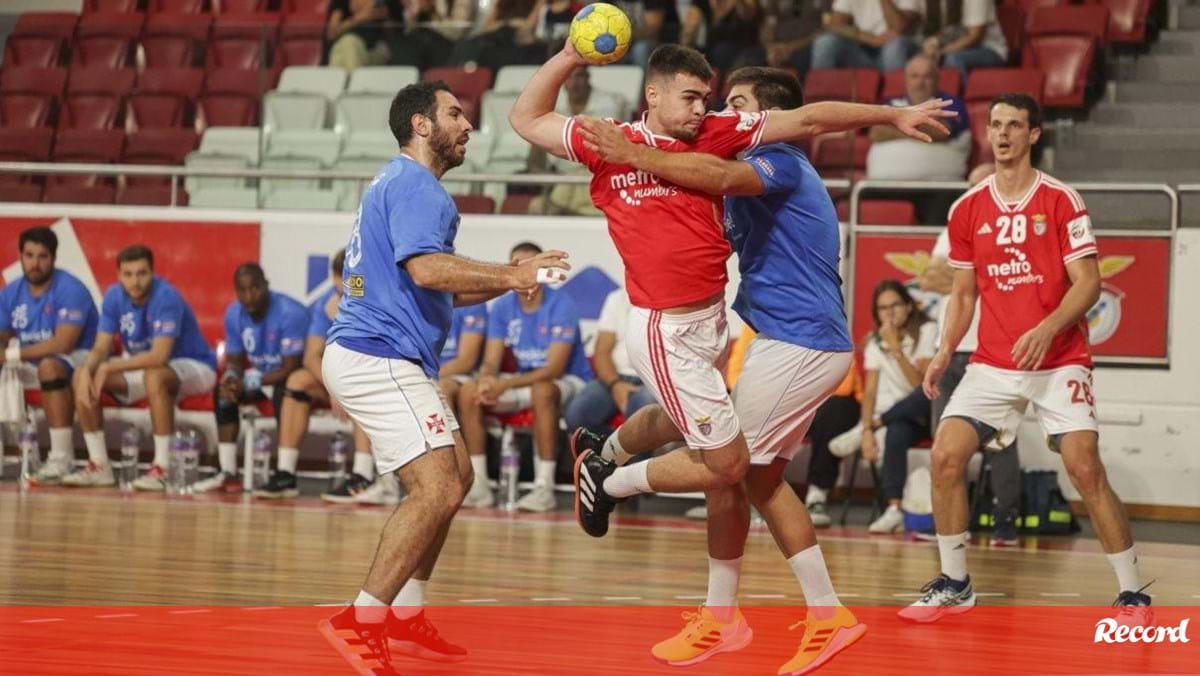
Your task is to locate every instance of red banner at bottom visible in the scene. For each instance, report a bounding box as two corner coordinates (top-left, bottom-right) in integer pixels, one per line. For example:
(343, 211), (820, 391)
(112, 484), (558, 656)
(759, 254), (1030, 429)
(2, 605), (1196, 674)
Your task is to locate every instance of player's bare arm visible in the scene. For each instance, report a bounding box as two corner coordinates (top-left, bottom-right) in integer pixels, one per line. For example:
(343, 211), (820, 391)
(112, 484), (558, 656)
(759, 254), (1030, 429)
(508, 43), (588, 159)
(15, 323), (84, 361)
(90, 335), (176, 400)
(760, 98), (957, 146)
(1011, 255), (1100, 371)
(301, 336), (327, 384)
(924, 268), (979, 399)
(474, 337), (507, 405)
(261, 354), (302, 388)
(439, 331), (484, 378)
(406, 250), (570, 297)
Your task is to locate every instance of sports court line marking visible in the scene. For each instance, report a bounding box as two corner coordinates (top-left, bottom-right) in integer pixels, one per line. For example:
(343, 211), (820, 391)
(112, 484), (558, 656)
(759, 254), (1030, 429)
(1039, 593), (1082, 597)
(892, 593), (925, 598)
(673, 595), (707, 600)
(459, 598), (499, 604)
(603, 596), (644, 601)
(20, 618), (64, 624)
(745, 594), (787, 599)
(242, 606), (283, 611)
(96, 613), (137, 619)
(530, 597), (573, 602)
(975, 593), (1007, 597)
(168, 609), (211, 615)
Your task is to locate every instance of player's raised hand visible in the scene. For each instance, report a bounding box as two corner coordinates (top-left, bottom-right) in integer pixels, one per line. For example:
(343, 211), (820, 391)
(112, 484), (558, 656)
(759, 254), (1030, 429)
(923, 349), (951, 400)
(512, 250), (571, 293)
(894, 98), (956, 143)
(559, 38), (589, 66)
(1012, 321), (1056, 371)
(577, 116), (638, 164)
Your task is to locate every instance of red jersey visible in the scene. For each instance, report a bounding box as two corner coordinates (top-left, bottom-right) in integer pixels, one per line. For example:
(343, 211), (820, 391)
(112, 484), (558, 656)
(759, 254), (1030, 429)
(562, 110), (768, 309)
(947, 171), (1098, 371)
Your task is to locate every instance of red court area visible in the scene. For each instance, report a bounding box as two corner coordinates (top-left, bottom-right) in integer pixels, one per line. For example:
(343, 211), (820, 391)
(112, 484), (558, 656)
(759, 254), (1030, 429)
(2, 605), (1196, 675)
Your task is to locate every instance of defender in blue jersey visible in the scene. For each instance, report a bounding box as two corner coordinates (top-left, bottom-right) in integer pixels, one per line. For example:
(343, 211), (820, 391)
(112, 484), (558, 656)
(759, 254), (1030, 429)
(571, 68), (950, 671)
(67, 245), (217, 490)
(0, 227), (99, 484)
(458, 242), (592, 512)
(317, 81), (570, 671)
(195, 263), (308, 493)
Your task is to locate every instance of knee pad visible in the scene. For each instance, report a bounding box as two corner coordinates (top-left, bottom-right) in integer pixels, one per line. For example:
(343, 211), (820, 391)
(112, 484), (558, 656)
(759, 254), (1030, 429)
(39, 377), (70, 392)
(282, 387), (312, 404)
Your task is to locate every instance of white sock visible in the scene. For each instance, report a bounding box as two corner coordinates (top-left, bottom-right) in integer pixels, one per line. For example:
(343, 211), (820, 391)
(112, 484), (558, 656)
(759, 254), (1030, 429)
(805, 485), (828, 506)
(602, 428), (633, 465)
(352, 452), (375, 480)
(391, 578), (427, 620)
(48, 427), (73, 463)
(353, 589), (388, 624)
(535, 457), (555, 489)
(602, 460), (652, 498)
(277, 446), (300, 474)
(217, 442), (238, 474)
(1106, 546), (1140, 593)
(470, 454), (487, 488)
(152, 434), (170, 469)
(788, 545), (840, 619)
(705, 556), (742, 622)
(937, 531), (970, 582)
(83, 430), (108, 466)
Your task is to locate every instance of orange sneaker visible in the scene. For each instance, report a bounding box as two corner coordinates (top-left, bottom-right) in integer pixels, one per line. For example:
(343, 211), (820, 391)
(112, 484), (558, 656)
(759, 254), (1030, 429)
(776, 606), (867, 675)
(650, 606), (753, 667)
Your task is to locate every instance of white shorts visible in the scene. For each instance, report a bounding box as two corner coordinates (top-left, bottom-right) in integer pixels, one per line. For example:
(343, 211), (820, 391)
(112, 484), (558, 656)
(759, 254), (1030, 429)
(322, 342), (460, 475)
(942, 363), (1099, 449)
(17, 349), (90, 389)
(732, 339), (853, 465)
(488, 374), (586, 414)
(626, 302), (739, 450)
(115, 358), (217, 404)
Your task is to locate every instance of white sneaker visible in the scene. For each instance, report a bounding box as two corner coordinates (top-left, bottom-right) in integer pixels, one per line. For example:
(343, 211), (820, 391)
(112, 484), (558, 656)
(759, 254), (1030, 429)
(828, 423), (864, 458)
(898, 574), (977, 623)
(684, 505), (708, 520)
(516, 485), (556, 512)
(61, 461), (115, 488)
(868, 505), (904, 534)
(34, 458), (72, 485)
(132, 464), (168, 491)
(808, 501), (832, 528)
(194, 472), (240, 494)
(355, 475), (401, 506)
(461, 479), (494, 509)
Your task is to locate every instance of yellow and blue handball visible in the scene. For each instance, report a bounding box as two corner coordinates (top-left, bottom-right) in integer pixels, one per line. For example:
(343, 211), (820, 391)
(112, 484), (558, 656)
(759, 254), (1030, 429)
(569, 2), (632, 66)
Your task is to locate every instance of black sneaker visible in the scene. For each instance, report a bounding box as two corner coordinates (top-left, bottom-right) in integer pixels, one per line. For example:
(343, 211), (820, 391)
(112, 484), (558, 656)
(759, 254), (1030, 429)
(254, 470), (299, 499)
(322, 473), (374, 504)
(574, 449), (621, 538)
(1113, 584), (1154, 627)
(897, 574), (977, 623)
(569, 427), (609, 461)
(990, 513), (1019, 547)
(318, 606), (398, 675)
(387, 610), (468, 663)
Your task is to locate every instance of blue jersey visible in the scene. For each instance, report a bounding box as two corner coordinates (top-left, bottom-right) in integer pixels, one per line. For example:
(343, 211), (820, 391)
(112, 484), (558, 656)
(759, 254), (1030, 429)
(440, 304), (487, 366)
(486, 288), (593, 380)
(223, 291), (307, 372)
(0, 269), (98, 354)
(725, 143), (853, 352)
(308, 288), (337, 339)
(328, 155), (460, 379)
(98, 277), (216, 369)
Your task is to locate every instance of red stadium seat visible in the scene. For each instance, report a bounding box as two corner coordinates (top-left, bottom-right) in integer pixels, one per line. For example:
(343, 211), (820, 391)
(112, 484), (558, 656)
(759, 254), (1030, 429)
(1028, 4), (1110, 42)
(83, 0), (141, 12)
(117, 186), (190, 206)
(423, 67), (493, 127)
(206, 38), (270, 70)
(123, 129), (199, 186)
(452, 194), (496, 214)
(963, 68), (1045, 165)
(1014, 0), (1067, 12)
(144, 12), (214, 40)
(197, 67), (269, 127)
(501, 194), (536, 214)
(804, 68), (881, 104)
(78, 12), (145, 39)
(3, 37), (66, 69)
(43, 184), (117, 204)
(1098, 0), (1155, 44)
(142, 13), (213, 68)
(996, 4), (1027, 58)
(275, 39), (324, 68)
(148, 0), (208, 14)
(141, 36), (198, 68)
(211, 12), (281, 41)
(0, 127), (54, 164)
(49, 128), (124, 188)
(836, 199), (918, 225)
(72, 37), (136, 69)
(0, 67), (68, 99)
(810, 132), (870, 179)
(68, 66), (136, 95)
(1024, 5), (1109, 108)
(129, 68), (204, 130)
(0, 94), (53, 128)
(12, 13), (79, 41)
(58, 94), (125, 130)
(281, 0), (331, 14)
(280, 13), (326, 39)
(880, 67), (963, 101)
(216, 0), (271, 13)
(0, 184), (44, 203)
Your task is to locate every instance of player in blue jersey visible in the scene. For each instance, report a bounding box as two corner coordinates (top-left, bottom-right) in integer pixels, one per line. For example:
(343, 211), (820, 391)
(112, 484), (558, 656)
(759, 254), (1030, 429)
(437, 303), (486, 416)
(66, 245), (217, 490)
(0, 226), (99, 484)
(571, 67), (939, 671)
(193, 263), (307, 493)
(458, 241), (593, 512)
(317, 81), (570, 672)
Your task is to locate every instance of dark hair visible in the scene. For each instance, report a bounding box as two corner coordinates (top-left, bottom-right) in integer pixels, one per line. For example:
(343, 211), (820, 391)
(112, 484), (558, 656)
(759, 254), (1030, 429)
(869, 279), (928, 345)
(989, 92), (1042, 131)
(725, 67), (804, 110)
(647, 44), (713, 84)
(331, 248), (346, 276)
(116, 244), (153, 269)
(390, 80), (452, 148)
(18, 226), (58, 257)
(234, 261), (266, 284)
(510, 241), (543, 257)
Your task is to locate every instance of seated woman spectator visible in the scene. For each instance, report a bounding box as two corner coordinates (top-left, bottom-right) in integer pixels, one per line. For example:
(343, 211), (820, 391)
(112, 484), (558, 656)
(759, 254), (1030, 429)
(922, 0), (1009, 77)
(683, 0), (764, 73)
(327, 0), (403, 71)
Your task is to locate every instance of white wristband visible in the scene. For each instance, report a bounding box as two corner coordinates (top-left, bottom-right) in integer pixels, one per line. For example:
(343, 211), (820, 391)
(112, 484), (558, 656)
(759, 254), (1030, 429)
(536, 267), (567, 284)
(5, 339), (20, 364)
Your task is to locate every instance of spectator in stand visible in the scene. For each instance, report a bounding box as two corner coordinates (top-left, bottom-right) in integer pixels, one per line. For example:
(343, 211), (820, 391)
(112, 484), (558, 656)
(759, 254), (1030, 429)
(198, 264), (307, 493)
(619, 0), (683, 67)
(390, 0), (455, 70)
(812, 0), (922, 72)
(535, 0), (583, 48)
(683, 0), (765, 72)
(758, 0), (828, 77)
(802, 358), (864, 527)
(922, 0), (1008, 78)
(457, 242), (592, 512)
(0, 227), (99, 485)
(451, 0), (546, 67)
(562, 288), (655, 433)
(328, 0), (404, 70)
(66, 245), (217, 490)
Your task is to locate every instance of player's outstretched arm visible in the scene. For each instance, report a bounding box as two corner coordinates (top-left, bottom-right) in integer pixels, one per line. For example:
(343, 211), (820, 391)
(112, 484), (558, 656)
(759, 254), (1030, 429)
(924, 268), (978, 399)
(1011, 256), (1100, 371)
(509, 43), (587, 159)
(760, 99), (957, 146)
(576, 116), (765, 196)
(406, 251), (570, 297)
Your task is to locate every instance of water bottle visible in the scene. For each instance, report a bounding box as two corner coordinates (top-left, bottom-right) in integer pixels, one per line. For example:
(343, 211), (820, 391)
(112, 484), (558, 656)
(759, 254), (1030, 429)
(328, 431), (348, 492)
(252, 433), (272, 488)
(168, 431), (188, 495)
(119, 428), (140, 491)
(18, 416), (40, 491)
(182, 429), (200, 495)
(498, 427), (520, 511)
(243, 368), (263, 393)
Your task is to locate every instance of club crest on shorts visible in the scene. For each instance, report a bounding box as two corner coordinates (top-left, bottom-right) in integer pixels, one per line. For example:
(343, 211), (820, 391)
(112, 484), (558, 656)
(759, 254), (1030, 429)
(694, 415), (713, 436)
(426, 413), (447, 434)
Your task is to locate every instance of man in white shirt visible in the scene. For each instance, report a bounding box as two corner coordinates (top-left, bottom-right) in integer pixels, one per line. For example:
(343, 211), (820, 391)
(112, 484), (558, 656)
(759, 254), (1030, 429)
(813, 0), (922, 72)
(922, 0), (1009, 77)
(562, 289), (656, 432)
